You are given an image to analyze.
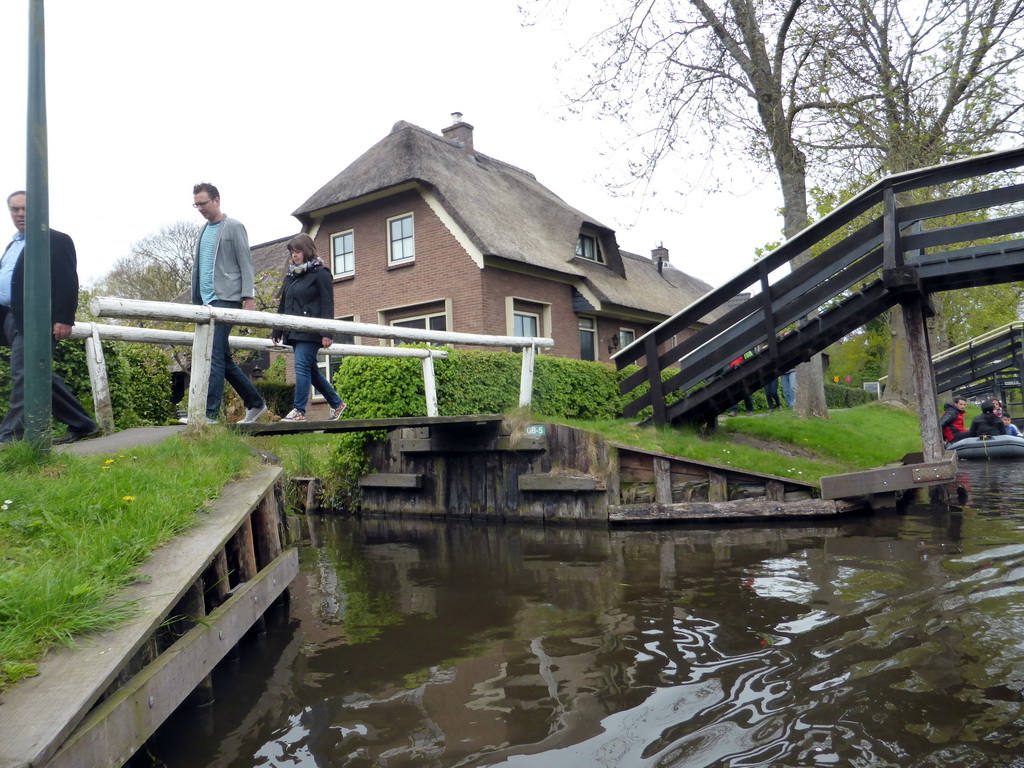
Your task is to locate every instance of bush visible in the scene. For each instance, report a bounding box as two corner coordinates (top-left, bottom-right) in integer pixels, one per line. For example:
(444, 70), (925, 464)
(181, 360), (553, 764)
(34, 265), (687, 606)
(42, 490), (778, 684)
(331, 347), (626, 420)
(255, 381), (296, 417)
(824, 382), (875, 409)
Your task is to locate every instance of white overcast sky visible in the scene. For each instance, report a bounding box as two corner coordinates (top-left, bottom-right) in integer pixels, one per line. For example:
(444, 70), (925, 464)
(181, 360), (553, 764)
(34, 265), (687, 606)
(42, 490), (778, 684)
(1, 0), (782, 290)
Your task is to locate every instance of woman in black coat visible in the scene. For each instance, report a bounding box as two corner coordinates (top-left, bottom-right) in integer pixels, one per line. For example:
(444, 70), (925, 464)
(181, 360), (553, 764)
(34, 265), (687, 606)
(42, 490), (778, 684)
(271, 234), (346, 421)
(969, 399), (1005, 437)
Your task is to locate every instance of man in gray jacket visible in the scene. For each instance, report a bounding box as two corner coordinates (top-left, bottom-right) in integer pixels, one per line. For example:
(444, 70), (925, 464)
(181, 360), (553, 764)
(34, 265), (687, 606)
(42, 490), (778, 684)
(188, 182), (266, 424)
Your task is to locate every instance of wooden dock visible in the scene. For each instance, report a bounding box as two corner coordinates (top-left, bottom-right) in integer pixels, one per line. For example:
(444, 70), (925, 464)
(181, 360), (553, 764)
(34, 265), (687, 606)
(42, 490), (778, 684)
(0, 466), (294, 768)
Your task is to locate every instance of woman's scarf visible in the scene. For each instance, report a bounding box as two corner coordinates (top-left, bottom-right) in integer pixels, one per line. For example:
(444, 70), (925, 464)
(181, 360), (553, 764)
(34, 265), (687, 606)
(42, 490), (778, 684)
(288, 257), (324, 278)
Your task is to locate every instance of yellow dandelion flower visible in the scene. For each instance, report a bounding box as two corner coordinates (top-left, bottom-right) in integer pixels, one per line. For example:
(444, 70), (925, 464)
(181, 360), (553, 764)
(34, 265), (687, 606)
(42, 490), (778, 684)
(122, 496), (135, 502)
(104, 459), (115, 464)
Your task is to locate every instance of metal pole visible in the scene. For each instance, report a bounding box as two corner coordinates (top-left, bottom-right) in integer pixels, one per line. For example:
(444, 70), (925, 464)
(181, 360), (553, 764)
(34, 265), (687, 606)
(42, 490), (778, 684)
(24, 0), (52, 448)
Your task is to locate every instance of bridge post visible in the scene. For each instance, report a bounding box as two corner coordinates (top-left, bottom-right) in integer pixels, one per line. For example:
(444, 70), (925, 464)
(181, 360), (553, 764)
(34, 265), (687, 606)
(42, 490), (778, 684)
(519, 343), (536, 409)
(83, 326), (115, 434)
(903, 297), (944, 464)
(186, 319), (215, 430)
(422, 354), (439, 417)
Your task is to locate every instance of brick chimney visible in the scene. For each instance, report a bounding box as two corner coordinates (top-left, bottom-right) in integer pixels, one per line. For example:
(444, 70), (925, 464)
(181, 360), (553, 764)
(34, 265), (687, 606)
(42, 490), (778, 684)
(652, 242), (669, 273)
(442, 111), (474, 155)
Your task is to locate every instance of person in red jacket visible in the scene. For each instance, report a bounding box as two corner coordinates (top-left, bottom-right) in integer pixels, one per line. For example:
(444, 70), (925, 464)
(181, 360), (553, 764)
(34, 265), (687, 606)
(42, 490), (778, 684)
(940, 397), (968, 444)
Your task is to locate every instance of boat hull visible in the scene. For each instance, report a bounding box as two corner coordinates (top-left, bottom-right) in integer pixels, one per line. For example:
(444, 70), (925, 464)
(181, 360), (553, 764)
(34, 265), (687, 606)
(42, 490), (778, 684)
(949, 435), (1024, 459)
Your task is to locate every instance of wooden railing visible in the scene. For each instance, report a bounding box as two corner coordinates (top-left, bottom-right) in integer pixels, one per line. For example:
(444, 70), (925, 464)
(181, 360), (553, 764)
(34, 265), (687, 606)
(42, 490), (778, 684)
(87, 297), (554, 430)
(613, 145), (1024, 425)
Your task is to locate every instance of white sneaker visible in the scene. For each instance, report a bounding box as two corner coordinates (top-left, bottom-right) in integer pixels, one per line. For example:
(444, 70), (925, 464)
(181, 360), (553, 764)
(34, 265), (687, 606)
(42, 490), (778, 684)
(240, 404), (268, 424)
(179, 416), (218, 425)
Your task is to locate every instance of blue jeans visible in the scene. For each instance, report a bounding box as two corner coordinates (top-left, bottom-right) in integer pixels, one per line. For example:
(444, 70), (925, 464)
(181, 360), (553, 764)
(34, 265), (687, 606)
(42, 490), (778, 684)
(781, 370), (797, 409)
(292, 340), (342, 414)
(206, 300), (264, 419)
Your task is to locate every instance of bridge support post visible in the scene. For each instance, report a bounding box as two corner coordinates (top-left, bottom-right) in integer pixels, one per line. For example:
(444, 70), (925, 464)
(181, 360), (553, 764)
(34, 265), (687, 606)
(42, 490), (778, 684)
(902, 296), (944, 464)
(84, 326), (115, 434)
(187, 317), (215, 431)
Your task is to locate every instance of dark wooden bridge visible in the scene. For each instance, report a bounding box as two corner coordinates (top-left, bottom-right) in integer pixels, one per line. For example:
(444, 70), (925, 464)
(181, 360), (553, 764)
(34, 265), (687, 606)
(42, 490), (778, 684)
(614, 146), (1024, 428)
(932, 323), (1024, 408)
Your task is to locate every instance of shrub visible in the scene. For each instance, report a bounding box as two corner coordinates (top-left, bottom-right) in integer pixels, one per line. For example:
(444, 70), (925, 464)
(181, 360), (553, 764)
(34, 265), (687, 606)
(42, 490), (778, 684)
(332, 347), (626, 420)
(255, 381), (296, 417)
(824, 382), (875, 409)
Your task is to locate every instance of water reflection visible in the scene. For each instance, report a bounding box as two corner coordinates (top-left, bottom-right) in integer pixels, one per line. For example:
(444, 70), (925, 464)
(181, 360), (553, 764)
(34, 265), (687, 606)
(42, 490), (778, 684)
(148, 463), (1024, 767)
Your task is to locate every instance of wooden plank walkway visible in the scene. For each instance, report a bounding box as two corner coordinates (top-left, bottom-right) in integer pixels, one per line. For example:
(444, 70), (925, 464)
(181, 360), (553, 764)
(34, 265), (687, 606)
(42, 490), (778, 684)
(0, 466), (293, 768)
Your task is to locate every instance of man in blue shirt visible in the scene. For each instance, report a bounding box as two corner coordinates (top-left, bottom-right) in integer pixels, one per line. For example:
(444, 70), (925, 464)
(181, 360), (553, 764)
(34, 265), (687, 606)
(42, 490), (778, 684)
(0, 191), (98, 444)
(187, 183), (266, 424)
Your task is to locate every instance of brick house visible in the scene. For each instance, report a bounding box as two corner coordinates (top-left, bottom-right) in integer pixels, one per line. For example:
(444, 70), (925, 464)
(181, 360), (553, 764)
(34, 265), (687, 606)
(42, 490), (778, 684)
(272, 116), (718, 413)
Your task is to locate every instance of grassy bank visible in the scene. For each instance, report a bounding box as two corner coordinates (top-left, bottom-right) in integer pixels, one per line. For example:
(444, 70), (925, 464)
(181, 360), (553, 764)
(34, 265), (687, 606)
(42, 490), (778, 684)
(550, 400), (927, 483)
(0, 431), (257, 693)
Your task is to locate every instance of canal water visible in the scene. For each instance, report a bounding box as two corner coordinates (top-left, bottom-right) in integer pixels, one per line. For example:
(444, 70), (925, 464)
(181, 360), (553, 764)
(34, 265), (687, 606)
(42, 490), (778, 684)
(148, 462), (1024, 768)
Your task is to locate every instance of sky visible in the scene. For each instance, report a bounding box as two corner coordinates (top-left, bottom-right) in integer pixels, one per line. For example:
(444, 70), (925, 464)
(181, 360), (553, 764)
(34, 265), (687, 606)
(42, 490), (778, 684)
(0, 0), (783, 291)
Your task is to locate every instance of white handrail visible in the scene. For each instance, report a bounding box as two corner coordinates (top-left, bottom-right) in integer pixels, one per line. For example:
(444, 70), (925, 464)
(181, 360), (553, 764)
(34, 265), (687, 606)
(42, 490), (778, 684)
(85, 297), (552, 430)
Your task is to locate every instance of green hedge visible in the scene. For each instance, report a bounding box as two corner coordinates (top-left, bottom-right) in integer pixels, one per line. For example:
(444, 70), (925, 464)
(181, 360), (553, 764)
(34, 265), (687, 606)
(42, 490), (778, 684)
(824, 382), (875, 409)
(332, 348), (623, 420)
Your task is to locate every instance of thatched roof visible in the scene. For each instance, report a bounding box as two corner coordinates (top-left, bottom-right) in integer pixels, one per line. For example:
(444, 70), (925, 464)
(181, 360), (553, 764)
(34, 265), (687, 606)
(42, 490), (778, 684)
(295, 120), (716, 321)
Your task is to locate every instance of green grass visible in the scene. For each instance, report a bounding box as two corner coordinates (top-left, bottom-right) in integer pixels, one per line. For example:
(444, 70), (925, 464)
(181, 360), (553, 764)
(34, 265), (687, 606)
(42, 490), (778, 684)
(547, 401), (927, 483)
(0, 430), (256, 692)
(248, 432), (339, 478)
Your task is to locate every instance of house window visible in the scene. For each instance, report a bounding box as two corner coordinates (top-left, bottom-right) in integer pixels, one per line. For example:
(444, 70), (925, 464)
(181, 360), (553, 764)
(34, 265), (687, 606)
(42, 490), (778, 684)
(514, 312), (540, 338)
(391, 312), (446, 345)
(619, 328), (636, 350)
(331, 231), (354, 277)
(388, 213), (415, 264)
(579, 316), (596, 361)
(576, 233), (603, 263)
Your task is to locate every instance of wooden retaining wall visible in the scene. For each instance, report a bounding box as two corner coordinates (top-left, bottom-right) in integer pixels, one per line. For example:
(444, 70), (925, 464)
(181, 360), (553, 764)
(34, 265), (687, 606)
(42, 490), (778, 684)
(358, 421), (825, 523)
(0, 466), (295, 768)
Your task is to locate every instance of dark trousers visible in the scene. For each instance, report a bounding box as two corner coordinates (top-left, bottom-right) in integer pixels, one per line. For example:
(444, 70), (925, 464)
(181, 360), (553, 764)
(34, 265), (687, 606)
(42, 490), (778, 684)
(206, 300), (264, 419)
(0, 312), (96, 440)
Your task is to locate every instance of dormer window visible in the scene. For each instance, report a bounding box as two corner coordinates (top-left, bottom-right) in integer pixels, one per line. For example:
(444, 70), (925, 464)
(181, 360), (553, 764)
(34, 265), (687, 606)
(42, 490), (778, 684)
(576, 233), (604, 263)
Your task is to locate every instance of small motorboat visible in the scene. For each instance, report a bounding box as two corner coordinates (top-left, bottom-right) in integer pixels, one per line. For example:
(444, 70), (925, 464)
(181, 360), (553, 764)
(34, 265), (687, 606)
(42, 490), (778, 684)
(949, 434), (1024, 459)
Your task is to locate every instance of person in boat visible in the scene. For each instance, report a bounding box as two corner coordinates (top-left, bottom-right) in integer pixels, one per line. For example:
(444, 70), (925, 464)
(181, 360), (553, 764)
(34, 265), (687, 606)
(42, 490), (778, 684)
(1001, 414), (1022, 437)
(969, 400), (1006, 438)
(940, 397), (969, 444)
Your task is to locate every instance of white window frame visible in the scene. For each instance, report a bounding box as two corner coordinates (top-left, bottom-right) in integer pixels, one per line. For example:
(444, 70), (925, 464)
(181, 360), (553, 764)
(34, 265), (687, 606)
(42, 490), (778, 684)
(331, 230), (354, 277)
(618, 328), (636, 350)
(387, 213), (415, 264)
(504, 296), (551, 340)
(379, 299), (451, 346)
(514, 312), (540, 338)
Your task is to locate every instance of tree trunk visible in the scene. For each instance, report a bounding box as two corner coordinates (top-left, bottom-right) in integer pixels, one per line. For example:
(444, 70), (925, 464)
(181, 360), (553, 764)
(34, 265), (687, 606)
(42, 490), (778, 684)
(881, 307), (917, 409)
